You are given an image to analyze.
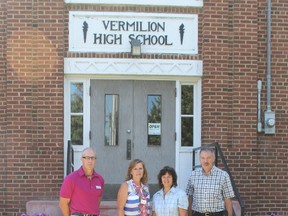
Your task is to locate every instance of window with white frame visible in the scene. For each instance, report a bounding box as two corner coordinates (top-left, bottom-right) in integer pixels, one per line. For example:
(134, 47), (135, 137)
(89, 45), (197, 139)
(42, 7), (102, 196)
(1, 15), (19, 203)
(65, 79), (90, 151)
(70, 82), (84, 145)
(181, 85), (194, 147)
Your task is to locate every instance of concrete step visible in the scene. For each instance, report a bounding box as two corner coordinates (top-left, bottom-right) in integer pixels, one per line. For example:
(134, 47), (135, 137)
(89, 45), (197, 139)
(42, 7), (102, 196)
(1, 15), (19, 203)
(27, 200), (241, 216)
(26, 200), (117, 216)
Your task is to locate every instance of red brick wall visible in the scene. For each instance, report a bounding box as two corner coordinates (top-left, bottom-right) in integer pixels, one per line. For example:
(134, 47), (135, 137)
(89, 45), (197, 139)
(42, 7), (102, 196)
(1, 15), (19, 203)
(2, 0), (65, 215)
(256, 0), (288, 214)
(201, 0), (288, 215)
(1, 0), (288, 215)
(202, 0), (259, 213)
(0, 0), (7, 214)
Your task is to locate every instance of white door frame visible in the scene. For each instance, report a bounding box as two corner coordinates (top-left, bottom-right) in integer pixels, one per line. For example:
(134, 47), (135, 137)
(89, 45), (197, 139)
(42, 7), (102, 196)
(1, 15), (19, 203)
(64, 58), (202, 190)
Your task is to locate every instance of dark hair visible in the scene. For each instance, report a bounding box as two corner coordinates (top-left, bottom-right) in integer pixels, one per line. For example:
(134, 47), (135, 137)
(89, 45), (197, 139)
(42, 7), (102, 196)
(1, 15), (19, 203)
(125, 159), (148, 184)
(157, 166), (177, 188)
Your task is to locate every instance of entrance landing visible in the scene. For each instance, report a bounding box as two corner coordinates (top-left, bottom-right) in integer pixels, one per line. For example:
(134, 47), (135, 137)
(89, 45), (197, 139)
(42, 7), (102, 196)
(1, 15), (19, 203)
(26, 200), (117, 216)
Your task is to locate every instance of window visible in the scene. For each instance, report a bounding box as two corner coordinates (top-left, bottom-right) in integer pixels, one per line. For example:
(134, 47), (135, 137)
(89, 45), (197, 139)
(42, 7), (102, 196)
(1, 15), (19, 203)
(181, 85), (194, 146)
(104, 94), (119, 146)
(70, 82), (84, 145)
(147, 95), (162, 145)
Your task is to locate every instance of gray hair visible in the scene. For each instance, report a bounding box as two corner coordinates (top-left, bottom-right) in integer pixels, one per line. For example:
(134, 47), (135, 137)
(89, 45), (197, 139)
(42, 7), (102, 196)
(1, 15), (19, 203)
(200, 146), (215, 158)
(81, 147), (96, 157)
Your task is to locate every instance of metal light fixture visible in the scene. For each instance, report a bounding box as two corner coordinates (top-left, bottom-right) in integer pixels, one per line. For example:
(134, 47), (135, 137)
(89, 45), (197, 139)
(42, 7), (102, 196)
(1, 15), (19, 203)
(130, 39), (141, 56)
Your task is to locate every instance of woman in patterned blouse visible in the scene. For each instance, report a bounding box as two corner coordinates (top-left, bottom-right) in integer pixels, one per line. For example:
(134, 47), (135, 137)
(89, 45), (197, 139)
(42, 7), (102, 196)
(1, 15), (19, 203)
(117, 159), (151, 216)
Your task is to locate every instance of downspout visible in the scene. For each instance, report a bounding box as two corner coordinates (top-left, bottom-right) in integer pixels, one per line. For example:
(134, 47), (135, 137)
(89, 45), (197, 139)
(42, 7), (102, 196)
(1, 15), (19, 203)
(257, 80), (262, 132)
(258, 0), (276, 134)
(266, 0), (272, 112)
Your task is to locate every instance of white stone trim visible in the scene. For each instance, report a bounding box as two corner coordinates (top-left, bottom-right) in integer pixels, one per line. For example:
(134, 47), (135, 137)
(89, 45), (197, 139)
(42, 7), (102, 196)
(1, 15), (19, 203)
(64, 0), (203, 7)
(64, 58), (203, 77)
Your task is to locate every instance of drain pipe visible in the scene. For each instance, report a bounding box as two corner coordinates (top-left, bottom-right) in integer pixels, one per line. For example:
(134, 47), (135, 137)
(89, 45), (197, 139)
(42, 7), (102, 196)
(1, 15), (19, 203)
(263, 0), (276, 134)
(257, 80), (263, 132)
(266, 0), (272, 112)
(257, 0), (276, 134)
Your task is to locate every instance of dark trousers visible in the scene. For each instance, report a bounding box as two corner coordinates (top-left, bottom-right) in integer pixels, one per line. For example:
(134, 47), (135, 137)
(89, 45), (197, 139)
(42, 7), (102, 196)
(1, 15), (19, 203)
(192, 210), (226, 216)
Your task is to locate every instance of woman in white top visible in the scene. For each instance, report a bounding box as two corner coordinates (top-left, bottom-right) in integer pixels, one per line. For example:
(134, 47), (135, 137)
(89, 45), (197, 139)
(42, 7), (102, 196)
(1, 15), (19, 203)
(152, 166), (188, 216)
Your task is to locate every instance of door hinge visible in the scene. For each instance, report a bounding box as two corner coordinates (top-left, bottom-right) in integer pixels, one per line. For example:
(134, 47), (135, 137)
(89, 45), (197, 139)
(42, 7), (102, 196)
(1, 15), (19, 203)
(89, 85), (91, 96)
(89, 131), (91, 140)
(175, 88), (177, 97)
(175, 132), (177, 141)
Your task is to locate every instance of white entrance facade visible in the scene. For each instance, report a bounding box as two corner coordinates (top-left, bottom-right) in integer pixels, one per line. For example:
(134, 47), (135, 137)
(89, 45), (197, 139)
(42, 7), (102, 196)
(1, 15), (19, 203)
(64, 10), (202, 197)
(64, 57), (202, 193)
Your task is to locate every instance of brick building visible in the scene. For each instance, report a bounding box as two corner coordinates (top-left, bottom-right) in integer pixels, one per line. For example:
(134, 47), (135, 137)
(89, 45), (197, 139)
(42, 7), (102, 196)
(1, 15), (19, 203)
(0, 0), (287, 215)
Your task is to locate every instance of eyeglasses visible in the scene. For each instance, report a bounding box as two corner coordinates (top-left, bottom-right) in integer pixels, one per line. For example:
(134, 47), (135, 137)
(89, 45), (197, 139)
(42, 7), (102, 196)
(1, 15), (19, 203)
(82, 156), (96, 160)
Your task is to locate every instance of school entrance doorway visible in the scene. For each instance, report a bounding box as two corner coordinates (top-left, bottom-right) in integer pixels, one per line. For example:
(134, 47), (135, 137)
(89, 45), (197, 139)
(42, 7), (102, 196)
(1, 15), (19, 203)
(90, 80), (176, 200)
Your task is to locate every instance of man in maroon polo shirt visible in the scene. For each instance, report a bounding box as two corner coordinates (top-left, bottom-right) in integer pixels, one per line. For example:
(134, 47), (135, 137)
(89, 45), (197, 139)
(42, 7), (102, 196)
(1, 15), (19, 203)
(59, 147), (104, 216)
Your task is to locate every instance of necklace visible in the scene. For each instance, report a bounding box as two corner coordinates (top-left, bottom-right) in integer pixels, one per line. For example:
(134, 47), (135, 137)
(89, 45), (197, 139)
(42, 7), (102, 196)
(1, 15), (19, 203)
(132, 180), (148, 216)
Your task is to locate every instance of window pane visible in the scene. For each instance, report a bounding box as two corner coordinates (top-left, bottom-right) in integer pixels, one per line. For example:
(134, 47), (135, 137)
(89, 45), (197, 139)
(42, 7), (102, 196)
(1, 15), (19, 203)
(181, 117), (193, 146)
(71, 115), (83, 145)
(71, 83), (83, 113)
(105, 94), (119, 146)
(181, 85), (193, 115)
(147, 95), (161, 145)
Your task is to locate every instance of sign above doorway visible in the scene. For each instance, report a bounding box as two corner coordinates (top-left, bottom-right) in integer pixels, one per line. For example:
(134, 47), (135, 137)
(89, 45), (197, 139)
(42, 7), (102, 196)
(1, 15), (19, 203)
(69, 12), (198, 54)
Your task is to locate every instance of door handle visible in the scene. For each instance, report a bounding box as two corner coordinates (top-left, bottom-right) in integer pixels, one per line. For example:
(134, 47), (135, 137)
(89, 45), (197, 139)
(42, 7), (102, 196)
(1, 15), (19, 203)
(126, 139), (131, 160)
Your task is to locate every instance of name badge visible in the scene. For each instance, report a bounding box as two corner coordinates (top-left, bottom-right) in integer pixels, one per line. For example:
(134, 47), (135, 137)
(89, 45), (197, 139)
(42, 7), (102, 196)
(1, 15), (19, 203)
(140, 199), (147, 205)
(96, 185), (102, 189)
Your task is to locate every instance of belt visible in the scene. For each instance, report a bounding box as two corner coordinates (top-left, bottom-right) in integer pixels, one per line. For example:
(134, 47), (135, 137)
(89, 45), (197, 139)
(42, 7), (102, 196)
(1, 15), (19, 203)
(71, 214), (98, 216)
(192, 210), (225, 216)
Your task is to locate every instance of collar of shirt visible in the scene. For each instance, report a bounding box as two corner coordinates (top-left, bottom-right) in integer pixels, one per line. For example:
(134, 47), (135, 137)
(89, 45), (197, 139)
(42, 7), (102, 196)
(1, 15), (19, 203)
(77, 166), (99, 178)
(158, 186), (177, 196)
(201, 165), (216, 176)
